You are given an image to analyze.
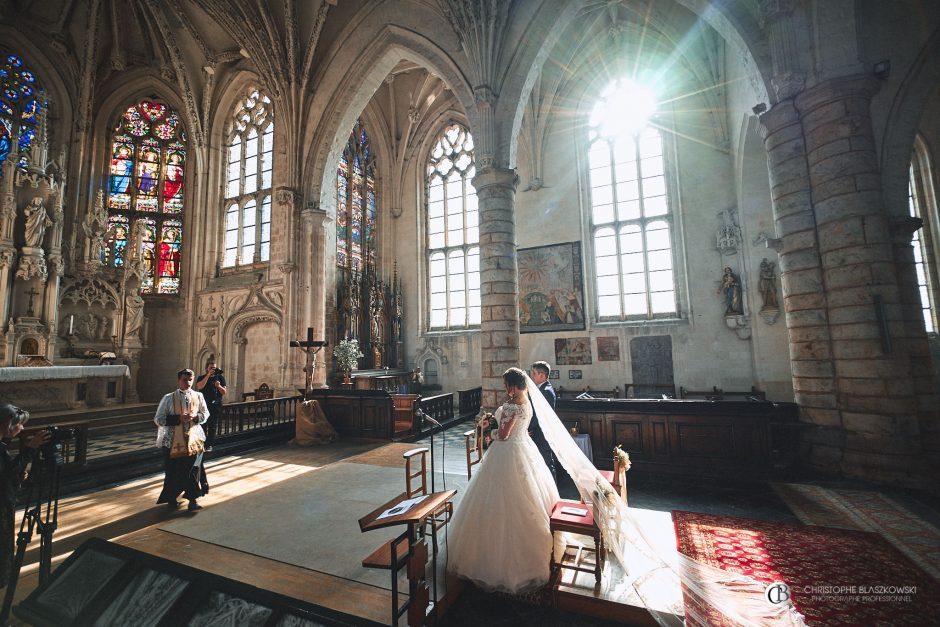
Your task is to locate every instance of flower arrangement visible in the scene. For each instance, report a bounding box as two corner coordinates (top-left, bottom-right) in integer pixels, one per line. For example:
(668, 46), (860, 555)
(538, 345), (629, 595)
(476, 409), (498, 449)
(595, 478), (616, 505)
(613, 445), (632, 472)
(332, 338), (363, 380)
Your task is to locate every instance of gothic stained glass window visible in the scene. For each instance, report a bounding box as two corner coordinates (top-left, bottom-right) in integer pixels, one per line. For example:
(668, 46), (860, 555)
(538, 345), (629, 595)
(426, 124), (479, 329)
(336, 119), (376, 272)
(223, 89), (273, 268)
(0, 49), (46, 175)
(105, 101), (187, 294)
(588, 83), (675, 320)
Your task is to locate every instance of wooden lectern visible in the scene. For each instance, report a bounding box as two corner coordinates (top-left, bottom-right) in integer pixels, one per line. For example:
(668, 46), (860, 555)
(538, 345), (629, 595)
(359, 490), (456, 626)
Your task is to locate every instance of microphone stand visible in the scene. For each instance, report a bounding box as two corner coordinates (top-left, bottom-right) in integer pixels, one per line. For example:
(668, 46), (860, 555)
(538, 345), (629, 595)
(416, 410), (444, 492)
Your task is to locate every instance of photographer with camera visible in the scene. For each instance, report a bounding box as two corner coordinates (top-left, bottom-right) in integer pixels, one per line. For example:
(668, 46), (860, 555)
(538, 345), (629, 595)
(194, 359), (226, 452)
(0, 404), (50, 590)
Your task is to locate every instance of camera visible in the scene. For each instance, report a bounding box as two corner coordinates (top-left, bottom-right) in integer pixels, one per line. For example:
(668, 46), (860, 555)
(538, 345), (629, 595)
(38, 425), (78, 466)
(212, 367), (224, 376)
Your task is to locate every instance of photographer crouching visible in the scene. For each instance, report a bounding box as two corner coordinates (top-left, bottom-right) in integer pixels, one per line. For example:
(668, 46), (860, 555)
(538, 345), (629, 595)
(0, 404), (50, 590)
(195, 359), (226, 452)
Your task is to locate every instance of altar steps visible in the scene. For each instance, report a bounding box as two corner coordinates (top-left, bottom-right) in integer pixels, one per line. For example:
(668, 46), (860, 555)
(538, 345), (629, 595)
(28, 402), (158, 434)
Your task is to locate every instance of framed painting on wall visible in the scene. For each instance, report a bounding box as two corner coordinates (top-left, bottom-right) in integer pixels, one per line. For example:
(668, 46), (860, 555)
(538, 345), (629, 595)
(555, 337), (592, 365)
(597, 336), (621, 362)
(517, 241), (585, 333)
(549, 369), (560, 380)
(568, 369), (583, 379)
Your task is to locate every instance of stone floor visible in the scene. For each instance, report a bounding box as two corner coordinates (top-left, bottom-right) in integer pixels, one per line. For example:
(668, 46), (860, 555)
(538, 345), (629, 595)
(10, 416), (940, 626)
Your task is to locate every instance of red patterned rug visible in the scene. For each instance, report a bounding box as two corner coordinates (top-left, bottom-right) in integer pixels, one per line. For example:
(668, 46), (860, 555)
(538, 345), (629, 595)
(673, 510), (940, 626)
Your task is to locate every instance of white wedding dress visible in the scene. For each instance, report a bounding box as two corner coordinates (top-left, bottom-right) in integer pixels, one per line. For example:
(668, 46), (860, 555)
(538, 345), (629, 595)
(447, 400), (560, 593)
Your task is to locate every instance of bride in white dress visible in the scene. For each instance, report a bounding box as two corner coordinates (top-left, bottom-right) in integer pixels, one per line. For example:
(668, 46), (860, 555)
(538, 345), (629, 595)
(447, 367), (560, 593)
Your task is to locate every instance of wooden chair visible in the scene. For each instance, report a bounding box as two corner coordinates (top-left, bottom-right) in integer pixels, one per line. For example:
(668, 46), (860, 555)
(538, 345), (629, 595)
(402, 448), (452, 556)
(463, 426), (484, 480)
(550, 500), (603, 586)
(241, 382), (275, 401)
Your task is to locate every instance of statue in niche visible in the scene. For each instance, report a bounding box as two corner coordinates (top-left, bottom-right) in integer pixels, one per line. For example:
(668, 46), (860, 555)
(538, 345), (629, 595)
(124, 292), (145, 340)
(24, 197), (53, 248)
(370, 284), (385, 344)
(758, 258), (779, 311)
(718, 267), (743, 315)
(347, 273), (361, 340)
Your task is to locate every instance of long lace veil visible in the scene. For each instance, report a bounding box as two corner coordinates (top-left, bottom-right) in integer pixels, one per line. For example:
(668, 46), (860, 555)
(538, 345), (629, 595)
(524, 373), (806, 626)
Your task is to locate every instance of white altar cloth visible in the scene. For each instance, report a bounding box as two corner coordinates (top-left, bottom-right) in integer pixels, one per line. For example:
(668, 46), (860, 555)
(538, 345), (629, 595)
(0, 365), (130, 382)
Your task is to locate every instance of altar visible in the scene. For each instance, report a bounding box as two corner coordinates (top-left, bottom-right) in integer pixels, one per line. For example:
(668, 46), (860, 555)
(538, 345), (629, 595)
(0, 364), (131, 411)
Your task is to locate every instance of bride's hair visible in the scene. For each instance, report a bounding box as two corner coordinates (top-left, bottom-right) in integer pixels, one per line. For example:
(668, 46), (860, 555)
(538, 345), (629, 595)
(502, 367), (526, 390)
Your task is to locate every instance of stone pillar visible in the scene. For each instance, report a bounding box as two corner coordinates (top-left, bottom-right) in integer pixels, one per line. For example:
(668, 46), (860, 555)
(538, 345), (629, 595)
(472, 167), (519, 410)
(300, 203), (330, 388)
(762, 75), (937, 486)
(759, 100), (841, 469)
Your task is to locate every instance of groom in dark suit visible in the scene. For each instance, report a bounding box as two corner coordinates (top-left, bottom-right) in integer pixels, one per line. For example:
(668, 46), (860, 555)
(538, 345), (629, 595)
(529, 361), (557, 482)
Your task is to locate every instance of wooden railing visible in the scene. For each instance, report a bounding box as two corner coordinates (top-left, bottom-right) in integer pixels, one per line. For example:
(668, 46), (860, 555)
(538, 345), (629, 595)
(457, 386), (482, 417)
(216, 395), (299, 440)
(418, 392), (454, 428)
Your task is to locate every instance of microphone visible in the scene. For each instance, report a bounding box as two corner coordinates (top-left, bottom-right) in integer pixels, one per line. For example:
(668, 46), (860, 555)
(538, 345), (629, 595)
(415, 409), (442, 428)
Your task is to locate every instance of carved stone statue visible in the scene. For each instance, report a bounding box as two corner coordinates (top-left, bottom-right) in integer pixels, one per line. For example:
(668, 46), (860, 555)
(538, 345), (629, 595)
(124, 292), (145, 340)
(370, 284), (385, 344)
(759, 258), (779, 311)
(718, 266), (743, 315)
(348, 273), (361, 340)
(24, 197), (53, 248)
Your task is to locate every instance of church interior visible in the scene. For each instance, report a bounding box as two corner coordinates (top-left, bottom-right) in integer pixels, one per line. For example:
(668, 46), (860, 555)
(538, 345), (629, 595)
(1, 0), (940, 625)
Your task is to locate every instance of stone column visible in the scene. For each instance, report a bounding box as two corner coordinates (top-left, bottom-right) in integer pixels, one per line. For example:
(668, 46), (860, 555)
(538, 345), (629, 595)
(472, 167), (519, 410)
(300, 203), (330, 388)
(762, 75), (936, 485)
(759, 100), (841, 470)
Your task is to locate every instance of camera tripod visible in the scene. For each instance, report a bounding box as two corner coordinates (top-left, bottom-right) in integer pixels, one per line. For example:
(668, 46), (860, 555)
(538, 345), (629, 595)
(1, 454), (62, 625)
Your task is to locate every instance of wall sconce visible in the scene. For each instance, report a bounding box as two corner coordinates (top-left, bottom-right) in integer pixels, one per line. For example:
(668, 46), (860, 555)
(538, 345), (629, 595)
(873, 60), (891, 80)
(752, 103), (767, 115)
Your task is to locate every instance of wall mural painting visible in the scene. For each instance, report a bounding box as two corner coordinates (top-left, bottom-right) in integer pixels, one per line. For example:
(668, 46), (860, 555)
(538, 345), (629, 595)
(554, 337), (592, 365)
(518, 242), (585, 333)
(596, 336), (621, 361)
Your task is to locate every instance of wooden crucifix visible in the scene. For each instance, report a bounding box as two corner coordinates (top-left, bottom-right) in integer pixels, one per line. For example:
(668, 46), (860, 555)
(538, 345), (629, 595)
(25, 287), (40, 317)
(289, 327), (327, 397)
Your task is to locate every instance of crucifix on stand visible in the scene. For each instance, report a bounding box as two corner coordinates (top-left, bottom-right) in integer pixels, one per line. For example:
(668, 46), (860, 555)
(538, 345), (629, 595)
(289, 327), (327, 397)
(25, 287), (40, 317)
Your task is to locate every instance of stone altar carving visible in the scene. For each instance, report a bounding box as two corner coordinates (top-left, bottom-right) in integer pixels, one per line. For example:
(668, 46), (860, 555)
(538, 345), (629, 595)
(124, 292), (145, 340)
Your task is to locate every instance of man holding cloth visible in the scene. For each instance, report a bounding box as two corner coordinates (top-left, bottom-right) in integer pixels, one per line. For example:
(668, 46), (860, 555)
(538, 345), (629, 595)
(195, 359), (227, 451)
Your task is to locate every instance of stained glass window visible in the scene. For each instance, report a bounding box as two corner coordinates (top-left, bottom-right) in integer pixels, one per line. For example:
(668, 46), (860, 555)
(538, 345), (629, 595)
(427, 124), (479, 329)
(0, 49), (46, 175)
(223, 89), (273, 267)
(105, 101), (187, 294)
(588, 83), (675, 320)
(909, 138), (938, 334)
(336, 119), (376, 272)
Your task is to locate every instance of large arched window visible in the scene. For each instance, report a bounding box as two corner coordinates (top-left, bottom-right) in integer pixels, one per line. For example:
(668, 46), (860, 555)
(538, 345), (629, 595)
(0, 49), (46, 174)
(427, 124), (479, 329)
(909, 136), (938, 334)
(223, 89), (273, 268)
(336, 119), (376, 272)
(106, 101), (186, 294)
(587, 80), (675, 319)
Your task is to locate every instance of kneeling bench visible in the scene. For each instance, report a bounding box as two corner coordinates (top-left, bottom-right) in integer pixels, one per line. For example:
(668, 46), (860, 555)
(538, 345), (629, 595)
(549, 499), (603, 586)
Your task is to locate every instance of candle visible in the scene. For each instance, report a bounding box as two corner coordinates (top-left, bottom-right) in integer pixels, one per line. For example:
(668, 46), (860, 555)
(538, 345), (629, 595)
(112, 317), (118, 336)
(68, 314), (73, 335)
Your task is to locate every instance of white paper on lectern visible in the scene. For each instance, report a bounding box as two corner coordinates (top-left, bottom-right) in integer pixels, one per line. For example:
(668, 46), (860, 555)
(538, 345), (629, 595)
(376, 494), (429, 520)
(560, 506), (589, 517)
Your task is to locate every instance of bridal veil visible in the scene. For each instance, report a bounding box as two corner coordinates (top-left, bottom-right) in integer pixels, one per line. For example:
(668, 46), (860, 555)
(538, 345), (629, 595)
(523, 373), (806, 627)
